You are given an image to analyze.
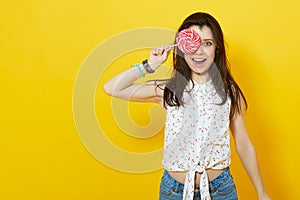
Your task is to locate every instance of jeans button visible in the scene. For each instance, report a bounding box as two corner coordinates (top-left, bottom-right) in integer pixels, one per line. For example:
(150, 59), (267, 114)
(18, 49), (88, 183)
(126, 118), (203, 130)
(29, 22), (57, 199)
(172, 185), (179, 193)
(212, 187), (217, 193)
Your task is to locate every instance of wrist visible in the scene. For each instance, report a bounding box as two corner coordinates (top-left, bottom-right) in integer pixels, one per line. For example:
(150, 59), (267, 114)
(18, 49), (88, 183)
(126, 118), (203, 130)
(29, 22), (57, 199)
(133, 63), (146, 77)
(142, 59), (156, 73)
(257, 188), (269, 198)
(148, 61), (160, 71)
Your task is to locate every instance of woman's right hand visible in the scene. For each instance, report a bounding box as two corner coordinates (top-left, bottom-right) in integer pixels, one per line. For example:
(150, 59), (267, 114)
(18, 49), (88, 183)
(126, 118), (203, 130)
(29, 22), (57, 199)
(148, 44), (173, 70)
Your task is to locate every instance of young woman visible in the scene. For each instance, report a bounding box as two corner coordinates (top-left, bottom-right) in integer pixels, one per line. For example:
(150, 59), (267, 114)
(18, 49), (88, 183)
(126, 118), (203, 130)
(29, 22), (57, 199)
(103, 12), (271, 200)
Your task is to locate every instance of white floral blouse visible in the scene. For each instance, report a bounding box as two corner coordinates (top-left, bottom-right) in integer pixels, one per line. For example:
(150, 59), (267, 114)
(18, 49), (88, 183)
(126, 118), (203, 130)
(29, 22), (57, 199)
(162, 80), (231, 200)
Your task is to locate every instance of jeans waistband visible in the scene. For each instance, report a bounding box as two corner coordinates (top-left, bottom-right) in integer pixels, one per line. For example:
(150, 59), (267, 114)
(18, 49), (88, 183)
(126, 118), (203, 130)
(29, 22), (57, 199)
(162, 167), (230, 192)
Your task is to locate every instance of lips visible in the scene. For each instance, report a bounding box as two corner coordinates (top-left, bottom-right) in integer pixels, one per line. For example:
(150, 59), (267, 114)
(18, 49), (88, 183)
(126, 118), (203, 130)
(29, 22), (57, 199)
(192, 58), (206, 63)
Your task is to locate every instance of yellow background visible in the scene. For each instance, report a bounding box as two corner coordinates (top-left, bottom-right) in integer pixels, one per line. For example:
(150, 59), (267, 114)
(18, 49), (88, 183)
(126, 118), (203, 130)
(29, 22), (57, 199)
(1, 0), (300, 199)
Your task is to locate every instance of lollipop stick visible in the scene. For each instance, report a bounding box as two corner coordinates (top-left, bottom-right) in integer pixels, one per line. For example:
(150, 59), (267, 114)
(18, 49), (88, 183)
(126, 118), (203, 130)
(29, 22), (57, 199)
(170, 44), (178, 48)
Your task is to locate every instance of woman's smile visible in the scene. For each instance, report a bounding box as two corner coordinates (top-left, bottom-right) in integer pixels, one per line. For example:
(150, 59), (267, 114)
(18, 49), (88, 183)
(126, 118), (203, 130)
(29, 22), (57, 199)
(191, 57), (207, 66)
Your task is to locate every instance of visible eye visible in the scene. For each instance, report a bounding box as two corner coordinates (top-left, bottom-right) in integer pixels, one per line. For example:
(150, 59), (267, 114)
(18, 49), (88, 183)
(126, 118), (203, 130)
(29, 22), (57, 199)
(203, 41), (213, 46)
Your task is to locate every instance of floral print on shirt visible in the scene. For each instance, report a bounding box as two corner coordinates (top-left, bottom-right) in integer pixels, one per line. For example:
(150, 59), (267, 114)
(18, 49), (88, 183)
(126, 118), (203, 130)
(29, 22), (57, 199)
(162, 80), (231, 200)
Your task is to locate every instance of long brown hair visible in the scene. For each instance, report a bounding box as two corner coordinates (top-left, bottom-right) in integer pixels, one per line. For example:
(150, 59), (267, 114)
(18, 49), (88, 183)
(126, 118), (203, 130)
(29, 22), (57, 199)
(163, 12), (247, 119)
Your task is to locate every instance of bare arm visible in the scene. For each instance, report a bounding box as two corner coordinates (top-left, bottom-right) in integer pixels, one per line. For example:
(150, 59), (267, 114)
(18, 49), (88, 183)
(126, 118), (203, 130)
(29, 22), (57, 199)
(230, 112), (271, 200)
(103, 45), (172, 104)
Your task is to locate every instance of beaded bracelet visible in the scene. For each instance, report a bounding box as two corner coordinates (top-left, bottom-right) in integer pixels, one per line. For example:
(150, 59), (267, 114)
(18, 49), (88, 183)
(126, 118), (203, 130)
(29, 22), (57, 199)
(133, 63), (145, 77)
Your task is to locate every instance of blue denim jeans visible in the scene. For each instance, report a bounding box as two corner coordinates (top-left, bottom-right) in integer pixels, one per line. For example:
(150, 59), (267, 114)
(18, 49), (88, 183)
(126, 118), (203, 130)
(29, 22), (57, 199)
(159, 168), (238, 200)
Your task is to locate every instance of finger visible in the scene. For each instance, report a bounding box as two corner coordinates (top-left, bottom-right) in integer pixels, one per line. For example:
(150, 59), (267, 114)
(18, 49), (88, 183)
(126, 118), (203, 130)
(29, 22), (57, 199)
(151, 47), (159, 56)
(152, 45), (171, 56)
(158, 47), (164, 55)
(166, 44), (174, 51)
(156, 45), (164, 55)
(161, 45), (172, 54)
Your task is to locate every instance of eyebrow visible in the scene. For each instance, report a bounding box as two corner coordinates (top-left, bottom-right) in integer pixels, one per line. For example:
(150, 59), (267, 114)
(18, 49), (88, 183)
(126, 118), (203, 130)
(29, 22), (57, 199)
(202, 39), (214, 41)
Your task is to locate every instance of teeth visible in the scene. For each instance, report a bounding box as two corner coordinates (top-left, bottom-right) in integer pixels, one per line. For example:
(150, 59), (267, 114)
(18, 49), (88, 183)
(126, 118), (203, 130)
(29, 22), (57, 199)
(192, 58), (205, 62)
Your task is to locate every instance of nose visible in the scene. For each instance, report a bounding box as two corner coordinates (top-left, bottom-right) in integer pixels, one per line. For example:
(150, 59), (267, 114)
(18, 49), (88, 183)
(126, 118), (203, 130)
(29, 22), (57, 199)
(194, 45), (204, 54)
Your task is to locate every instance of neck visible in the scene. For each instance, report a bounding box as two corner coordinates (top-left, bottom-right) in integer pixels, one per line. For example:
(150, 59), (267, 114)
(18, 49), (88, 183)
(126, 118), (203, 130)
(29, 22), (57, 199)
(192, 73), (210, 84)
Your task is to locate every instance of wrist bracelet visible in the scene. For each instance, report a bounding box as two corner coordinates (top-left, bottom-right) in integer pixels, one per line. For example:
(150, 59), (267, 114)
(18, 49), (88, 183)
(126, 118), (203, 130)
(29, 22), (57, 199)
(142, 59), (155, 73)
(133, 63), (145, 77)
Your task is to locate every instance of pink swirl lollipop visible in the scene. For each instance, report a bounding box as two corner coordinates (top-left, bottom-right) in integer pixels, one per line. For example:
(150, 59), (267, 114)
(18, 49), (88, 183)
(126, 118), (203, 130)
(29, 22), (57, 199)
(174, 29), (201, 54)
